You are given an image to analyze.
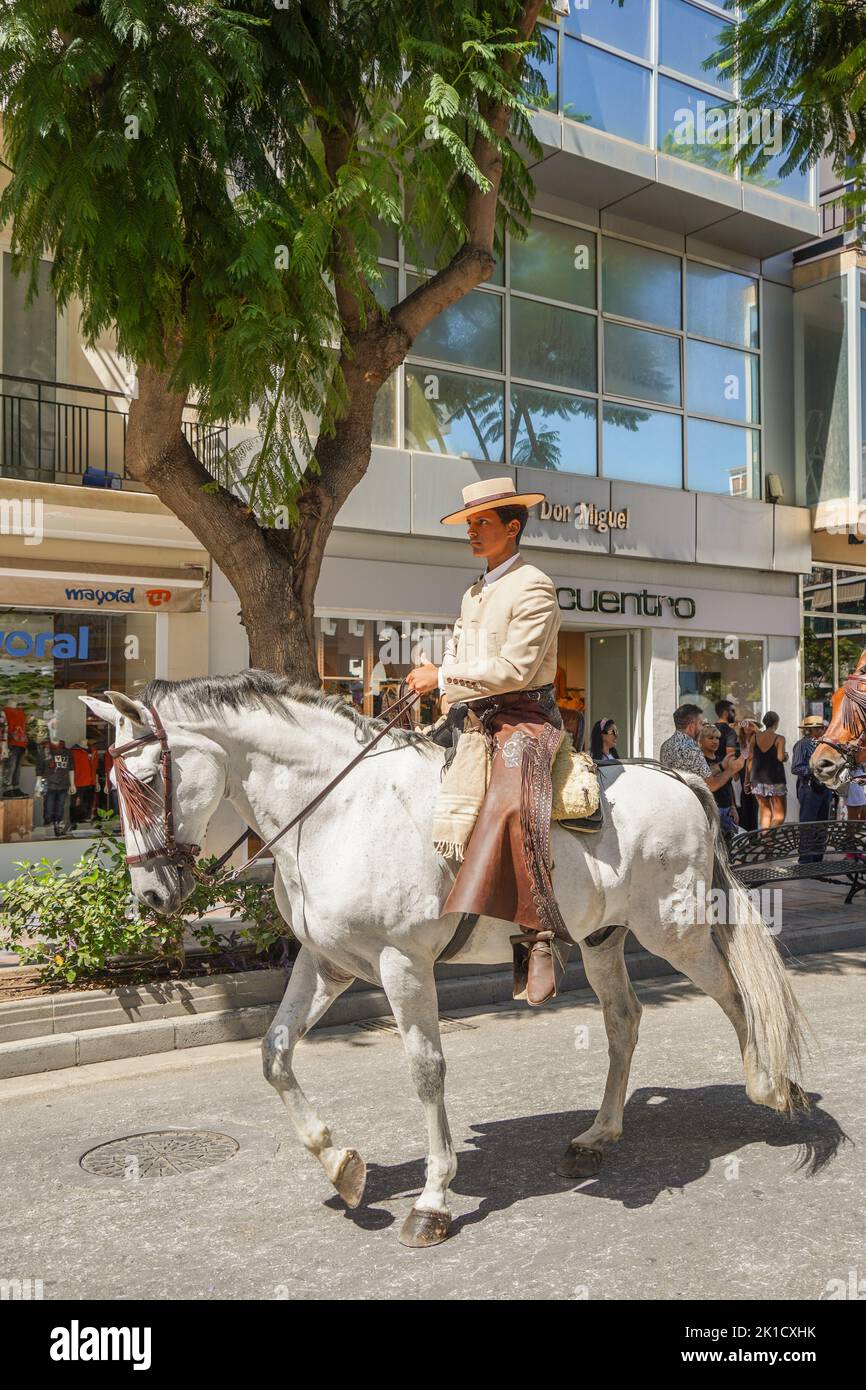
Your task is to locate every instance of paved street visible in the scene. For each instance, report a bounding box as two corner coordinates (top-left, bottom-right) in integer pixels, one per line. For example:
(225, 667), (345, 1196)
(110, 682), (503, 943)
(1, 948), (864, 1301)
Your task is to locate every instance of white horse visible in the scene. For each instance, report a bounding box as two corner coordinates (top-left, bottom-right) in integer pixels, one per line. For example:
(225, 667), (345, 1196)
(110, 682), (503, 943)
(84, 673), (807, 1248)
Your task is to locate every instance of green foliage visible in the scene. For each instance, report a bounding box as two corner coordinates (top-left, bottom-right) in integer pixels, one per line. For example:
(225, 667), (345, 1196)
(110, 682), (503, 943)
(0, 820), (289, 986)
(712, 0), (866, 187)
(0, 1), (547, 517)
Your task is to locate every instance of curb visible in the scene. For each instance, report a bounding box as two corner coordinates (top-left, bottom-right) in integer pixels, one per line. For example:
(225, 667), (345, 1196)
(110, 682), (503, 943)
(1, 921), (864, 1080)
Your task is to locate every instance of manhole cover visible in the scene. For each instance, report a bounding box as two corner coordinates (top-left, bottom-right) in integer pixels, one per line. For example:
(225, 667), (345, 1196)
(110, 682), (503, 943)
(79, 1129), (240, 1180)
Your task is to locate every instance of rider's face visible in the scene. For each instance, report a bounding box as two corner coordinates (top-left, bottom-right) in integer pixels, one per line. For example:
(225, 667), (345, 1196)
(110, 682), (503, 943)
(466, 510), (518, 561)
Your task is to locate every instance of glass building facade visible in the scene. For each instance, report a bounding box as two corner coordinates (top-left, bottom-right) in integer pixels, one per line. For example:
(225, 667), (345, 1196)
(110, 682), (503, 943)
(374, 217), (762, 497)
(529, 0), (812, 204)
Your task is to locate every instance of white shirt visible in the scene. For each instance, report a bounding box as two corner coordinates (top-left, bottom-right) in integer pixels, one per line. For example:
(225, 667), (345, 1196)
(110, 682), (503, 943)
(437, 551), (522, 691)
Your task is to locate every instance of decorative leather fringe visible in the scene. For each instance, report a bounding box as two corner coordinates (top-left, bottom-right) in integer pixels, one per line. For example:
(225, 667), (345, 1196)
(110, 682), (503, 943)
(519, 724), (571, 943)
(433, 840), (466, 863)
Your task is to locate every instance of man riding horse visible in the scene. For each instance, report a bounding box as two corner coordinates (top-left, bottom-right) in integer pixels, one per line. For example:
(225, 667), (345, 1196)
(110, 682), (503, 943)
(406, 476), (569, 1008)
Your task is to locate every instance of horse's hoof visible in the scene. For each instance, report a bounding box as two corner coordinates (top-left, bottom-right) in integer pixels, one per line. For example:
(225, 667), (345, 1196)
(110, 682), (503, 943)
(399, 1207), (452, 1248)
(332, 1148), (367, 1209)
(559, 1143), (603, 1179)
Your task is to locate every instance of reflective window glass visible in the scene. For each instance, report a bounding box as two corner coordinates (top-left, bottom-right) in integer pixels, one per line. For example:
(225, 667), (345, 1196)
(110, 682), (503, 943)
(687, 418), (760, 497)
(838, 620), (866, 682)
(659, 0), (732, 92)
(404, 367), (505, 464)
(602, 403), (683, 486)
(604, 321), (681, 406)
(687, 261), (759, 347)
(602, 237), (681, 328)
(687, 339), (760, 422)
(510, 217), (596, 307)
(511, 298), (597, 391)
(407, 277), (502, 372)
(678, 635), (765, 724)
(525, 23), (558, 112)
(803, 615), (834, 717)
(510, 385), (597, 473)
(657, 75), (736, 174)
(742, 147), (812, 203)
(835, 571), (866, 617)
(372, 374), (398, 447)
(562, 39), (651, 145)
(566, 0), (651, 60)
(802, 567), (834, 614)
(372, 265), (398, 310)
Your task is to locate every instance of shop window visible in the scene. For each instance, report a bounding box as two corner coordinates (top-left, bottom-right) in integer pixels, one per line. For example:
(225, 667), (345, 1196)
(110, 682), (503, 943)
(834, 570), (866, 616)
(687, 418), (760, 497)
(562, 39), (651, 144)
(837, 619), (866, 683)
(406, 278), (502, 373)
(687, 339), (760, 423)
(510, 217), (597, 309)
(801, 567), (834, 613)
(602, 402), (683, 486)
(604, 321), (682, 406)
(602, 237), (682, 330)
(802, 615), (834, 718)
(316, 615), (450, 726)
(687, 262), (759, 350)
(404, 367), (505, 463)
(0, 609), (156, 844)
(678, 634), (765, 723)
(510, 385), (597, 473)
(658, 0), (732, 92)
(511, 298), (596, 392)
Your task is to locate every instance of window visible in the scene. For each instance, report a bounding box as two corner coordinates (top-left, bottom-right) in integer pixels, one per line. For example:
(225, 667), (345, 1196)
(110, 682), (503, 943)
(317, 615), (451, 723)
(562, 39), (651, 145)
(604, 322), (681, 406)
(678, 634), (765, 723)
(687, 418), (760, 496)
(565, 0), (652, 59)
(511, 298), (596, 391)
(657, 75), (736, 175)
(404, 366), (504, 464)
(797, 275), (850, 508)
(659, 0), (732, 92)
(407, 278), (502, 372)
(602, 402), (683, 487)
(688, 262), (759, 348)
(687, 339), (760, 422)
(510, 385), (597, 473)
(602, 237), (681, 329)
(510, 217), (596, 308)
(801, 566), (866, 718)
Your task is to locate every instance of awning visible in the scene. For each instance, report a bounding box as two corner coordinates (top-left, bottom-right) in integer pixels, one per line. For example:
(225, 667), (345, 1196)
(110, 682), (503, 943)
(0, 561), (206, 613)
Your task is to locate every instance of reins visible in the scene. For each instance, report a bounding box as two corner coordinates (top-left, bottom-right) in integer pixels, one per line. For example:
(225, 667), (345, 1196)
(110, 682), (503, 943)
(110, 684), (422, 882)
(814, 669), (866, 781)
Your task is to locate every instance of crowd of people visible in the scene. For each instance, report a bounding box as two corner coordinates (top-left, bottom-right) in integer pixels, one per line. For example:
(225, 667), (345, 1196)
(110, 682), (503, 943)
(588, 700), (843, 840)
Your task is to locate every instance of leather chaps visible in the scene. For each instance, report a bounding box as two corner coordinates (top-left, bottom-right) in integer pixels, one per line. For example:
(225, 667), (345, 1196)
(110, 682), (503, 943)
(441, 685), (571, 941)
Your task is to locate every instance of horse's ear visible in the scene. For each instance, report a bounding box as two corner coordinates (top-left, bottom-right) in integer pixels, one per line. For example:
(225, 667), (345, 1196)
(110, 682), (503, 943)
(105, 690), (148, 727)
(80, 695), (119, 726)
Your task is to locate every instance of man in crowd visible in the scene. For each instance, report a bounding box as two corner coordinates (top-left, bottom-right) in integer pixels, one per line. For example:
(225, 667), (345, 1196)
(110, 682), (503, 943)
(791, 714), (832, 863)
(660, 703), (746, 795)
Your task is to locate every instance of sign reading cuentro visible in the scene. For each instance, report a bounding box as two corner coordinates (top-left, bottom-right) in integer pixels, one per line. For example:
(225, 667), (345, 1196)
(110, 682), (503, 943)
(557, 587), (696, 619)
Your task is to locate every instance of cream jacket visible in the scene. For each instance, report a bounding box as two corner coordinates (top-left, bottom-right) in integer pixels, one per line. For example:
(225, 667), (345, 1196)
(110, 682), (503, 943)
(440, 555), (561, 704)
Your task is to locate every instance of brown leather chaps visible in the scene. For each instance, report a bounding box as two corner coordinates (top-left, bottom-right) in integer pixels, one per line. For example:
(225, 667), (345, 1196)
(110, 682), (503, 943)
(442, 686), (570, 939)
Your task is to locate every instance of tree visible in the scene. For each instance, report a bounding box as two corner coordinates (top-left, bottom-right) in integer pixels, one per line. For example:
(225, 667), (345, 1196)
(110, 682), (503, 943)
(0, 0), (550, 682)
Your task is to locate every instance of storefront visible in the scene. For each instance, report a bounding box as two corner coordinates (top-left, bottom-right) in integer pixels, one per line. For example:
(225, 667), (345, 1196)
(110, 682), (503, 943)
(0, 562), (205, 846)
(802, 563), (866, 717)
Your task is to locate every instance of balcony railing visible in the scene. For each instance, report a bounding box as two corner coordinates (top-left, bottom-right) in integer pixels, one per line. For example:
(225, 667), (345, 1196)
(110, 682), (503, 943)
(0, 372), (229, 487)
(819, 181), (864, 238)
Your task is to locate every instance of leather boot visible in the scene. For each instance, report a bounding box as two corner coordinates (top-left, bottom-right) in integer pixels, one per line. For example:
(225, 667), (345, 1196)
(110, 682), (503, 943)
(510, 930), (569, 1006)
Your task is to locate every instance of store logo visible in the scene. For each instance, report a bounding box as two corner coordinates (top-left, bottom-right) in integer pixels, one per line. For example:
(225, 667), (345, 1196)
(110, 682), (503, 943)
(0, 627), (89, 659)
(557, 587), (696, 619)
(64, 586), (135, 606)
(145, 588), (172, 607)
(540, 500), (629, 533)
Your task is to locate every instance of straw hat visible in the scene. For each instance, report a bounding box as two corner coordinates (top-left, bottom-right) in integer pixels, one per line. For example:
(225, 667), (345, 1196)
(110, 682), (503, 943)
(799, 715), (825, 730)
(440, 476), (546, 526)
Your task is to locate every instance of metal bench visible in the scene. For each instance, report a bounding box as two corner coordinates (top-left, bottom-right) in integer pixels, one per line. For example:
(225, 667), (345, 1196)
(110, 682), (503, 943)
(727, 820), (866, 902)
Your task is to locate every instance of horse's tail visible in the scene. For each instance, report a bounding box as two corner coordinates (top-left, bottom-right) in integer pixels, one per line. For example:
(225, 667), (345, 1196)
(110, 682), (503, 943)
(682, 773), (808, 1114)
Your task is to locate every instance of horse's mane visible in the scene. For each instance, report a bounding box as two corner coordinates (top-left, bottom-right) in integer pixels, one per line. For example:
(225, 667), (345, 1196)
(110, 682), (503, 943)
(139, 670), (434, 752)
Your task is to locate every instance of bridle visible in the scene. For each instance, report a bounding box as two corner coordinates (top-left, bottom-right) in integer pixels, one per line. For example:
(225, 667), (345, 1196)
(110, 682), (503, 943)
(109, 704), (202, 871)
(813, 666), (866, 780)
(109, 685), (422, 882)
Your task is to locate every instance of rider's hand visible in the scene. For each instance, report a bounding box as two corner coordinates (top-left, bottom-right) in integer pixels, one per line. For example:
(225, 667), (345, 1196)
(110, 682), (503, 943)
(406, 662), (439, 695)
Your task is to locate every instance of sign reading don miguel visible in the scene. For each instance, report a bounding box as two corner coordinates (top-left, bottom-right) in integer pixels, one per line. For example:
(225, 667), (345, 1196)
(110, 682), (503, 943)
(540, 499), (629, 532)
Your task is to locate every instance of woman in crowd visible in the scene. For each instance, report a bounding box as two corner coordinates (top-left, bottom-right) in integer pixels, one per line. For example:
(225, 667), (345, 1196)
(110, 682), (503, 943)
(589, 718), (619, 763)
(699, 724), (739, 837)
(745, 711), (788, 829)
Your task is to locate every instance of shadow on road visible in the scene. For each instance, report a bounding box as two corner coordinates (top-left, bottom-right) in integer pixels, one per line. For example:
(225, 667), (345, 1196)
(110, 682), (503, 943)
(333, 1084), (849, 1236)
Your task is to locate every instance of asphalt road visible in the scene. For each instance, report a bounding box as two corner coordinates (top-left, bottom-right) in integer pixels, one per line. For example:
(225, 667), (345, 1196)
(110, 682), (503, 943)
(1, 948), (864, 1301)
